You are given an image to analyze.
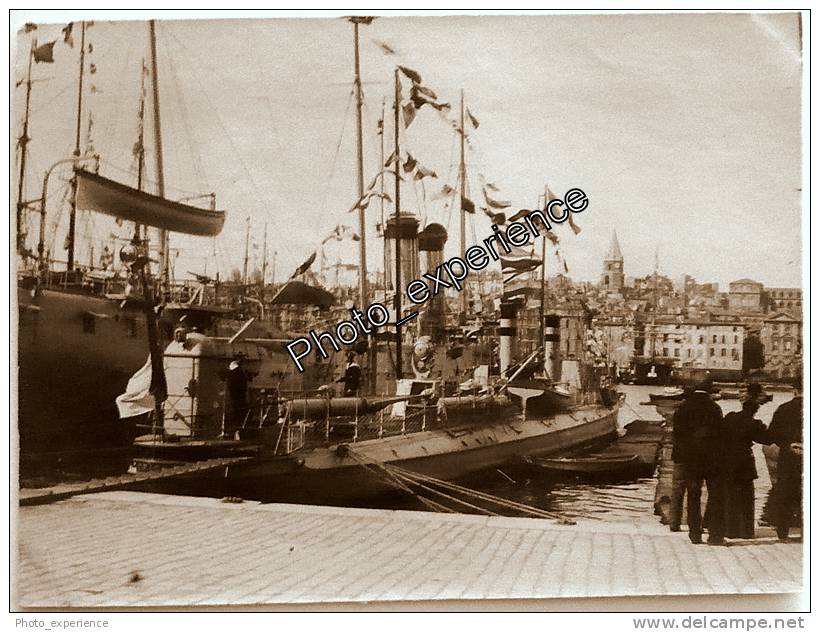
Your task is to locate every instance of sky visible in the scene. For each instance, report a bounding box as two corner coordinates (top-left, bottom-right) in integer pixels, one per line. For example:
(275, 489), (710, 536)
(12, 11), (804, 290)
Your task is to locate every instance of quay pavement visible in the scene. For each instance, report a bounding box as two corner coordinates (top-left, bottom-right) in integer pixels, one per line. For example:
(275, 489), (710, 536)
(16, 489), (802, 608)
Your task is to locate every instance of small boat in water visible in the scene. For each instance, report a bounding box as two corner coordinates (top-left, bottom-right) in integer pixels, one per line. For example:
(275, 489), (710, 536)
(523, 454), (640, 476)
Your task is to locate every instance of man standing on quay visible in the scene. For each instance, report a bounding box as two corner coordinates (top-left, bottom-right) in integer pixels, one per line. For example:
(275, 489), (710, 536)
(766, 375), (803, 541)
(672, 378), (726, 545)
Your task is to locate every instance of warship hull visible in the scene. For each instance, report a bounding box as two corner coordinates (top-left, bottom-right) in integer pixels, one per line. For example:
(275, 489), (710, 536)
(134, 403), (620, 505)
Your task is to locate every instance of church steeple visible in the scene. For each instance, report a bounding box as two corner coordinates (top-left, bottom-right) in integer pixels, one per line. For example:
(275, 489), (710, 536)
(605, 229), (623, 262)
(601, 229), (625, 290)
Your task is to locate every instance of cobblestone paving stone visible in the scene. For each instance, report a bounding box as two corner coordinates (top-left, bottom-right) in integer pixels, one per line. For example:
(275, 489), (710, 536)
(15, 491), (803, 608)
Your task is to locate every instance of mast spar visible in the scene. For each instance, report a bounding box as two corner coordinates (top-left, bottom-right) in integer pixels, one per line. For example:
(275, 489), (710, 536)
(135, 58), (147, 241)
(459, 90), (467, 316)
(393, 67), (402, 379)
(16, 40), (35, 254)
(242, 216), (250, 286)
(349, 16), (377, 392)
(67, 21), (86, 272)
(261, 221), (268, 286)
(148, 19), (169, 296)
(351, 18), (367, 313)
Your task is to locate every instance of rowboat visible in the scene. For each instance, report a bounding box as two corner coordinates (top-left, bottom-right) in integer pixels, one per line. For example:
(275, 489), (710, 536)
(522, 453), (640, 476)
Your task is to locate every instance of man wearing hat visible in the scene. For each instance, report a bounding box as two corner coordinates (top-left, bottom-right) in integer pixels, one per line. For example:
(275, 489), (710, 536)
(766, 375), (803, 541)
(672, 378), (726, 545)
(337, 353), (362, 396)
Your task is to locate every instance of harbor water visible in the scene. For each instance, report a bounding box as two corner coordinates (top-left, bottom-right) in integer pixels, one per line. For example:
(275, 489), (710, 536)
(365, 385), (791, 524)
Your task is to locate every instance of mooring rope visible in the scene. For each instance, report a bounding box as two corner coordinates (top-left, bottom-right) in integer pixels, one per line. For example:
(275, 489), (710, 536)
(345, 448), (563, 521)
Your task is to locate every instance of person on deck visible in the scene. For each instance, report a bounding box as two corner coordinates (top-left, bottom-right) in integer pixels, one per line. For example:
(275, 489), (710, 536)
(337, 353), (362, 396)
(720, 395), (770, 539)
(225, 358), (249, 437)
(766, 376), (803, 541)
(672, 379), (726, 545)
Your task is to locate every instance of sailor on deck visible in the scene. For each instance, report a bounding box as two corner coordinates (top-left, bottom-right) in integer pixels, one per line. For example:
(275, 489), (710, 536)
(337, 353), (362, 396)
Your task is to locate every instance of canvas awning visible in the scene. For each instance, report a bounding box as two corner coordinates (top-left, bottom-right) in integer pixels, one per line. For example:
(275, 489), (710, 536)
(75, 170), (226, 237)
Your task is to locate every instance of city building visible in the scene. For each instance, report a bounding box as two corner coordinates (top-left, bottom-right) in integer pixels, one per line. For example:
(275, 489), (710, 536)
(728, 278), (764, 312)
(644, 317), (744, 372)
(765, 287), (802, 315)
(760, 311), (803, 379)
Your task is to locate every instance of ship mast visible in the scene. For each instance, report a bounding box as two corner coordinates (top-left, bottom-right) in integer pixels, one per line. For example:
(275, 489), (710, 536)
(134, 59), (147, 241)
(349, 16), (376, 392)
(16, 41), (35, 254)
(393, 67), (403, 379)
(67, 21), (86, 272)
(540, 189), (548, 348)
(459, 90), (467, 316)
(261, 221), (268, 286)
(351, 18), (368, 314)
(148, 19), (169, 296)
(242, 216), (250, 286)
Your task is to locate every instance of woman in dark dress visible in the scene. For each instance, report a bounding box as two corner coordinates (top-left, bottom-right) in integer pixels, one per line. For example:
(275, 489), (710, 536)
(721, 397), (770, 539)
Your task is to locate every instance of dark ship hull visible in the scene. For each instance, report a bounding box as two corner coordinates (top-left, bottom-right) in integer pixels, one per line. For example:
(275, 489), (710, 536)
(17, 285), (149, 473)
(133, 403), (620, 505)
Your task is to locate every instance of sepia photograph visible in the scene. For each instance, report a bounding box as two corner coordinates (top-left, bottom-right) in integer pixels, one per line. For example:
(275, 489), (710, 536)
(10, 8), (808, 616)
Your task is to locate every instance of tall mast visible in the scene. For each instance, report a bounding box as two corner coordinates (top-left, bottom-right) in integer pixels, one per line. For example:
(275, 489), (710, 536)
(135, 59), (147, 241)
(350, 17), (377, 393)
(67, 21), (86, 272)
(351, 19), (367, 311)
(242, 216), (250, 286)
(393, 67), (402, 379)
(148, 20), (168, 295)
(16, 41), (34, 252)
(261, 221), (268, 286)
(459, 89), (467, 315)
(379, 99), (387, 298)
(540, 189), (548, 348)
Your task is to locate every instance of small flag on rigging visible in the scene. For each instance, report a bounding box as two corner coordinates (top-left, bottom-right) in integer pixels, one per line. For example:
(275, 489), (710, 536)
(32, 40), (56, 63)
(290, 252), (317, 279)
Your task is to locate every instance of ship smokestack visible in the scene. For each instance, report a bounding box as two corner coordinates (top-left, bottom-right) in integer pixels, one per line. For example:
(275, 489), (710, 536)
(499, 300), (518, 375)
(544, 313), (560, 380)
(418, 223), (447, 342)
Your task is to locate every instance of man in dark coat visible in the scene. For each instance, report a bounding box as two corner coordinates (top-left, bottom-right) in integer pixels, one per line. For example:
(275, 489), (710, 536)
(672, 379), (726, 544)
(721, 396), (770, 539)
(766, 376), (803, 541)
(337, 353), (362, 396)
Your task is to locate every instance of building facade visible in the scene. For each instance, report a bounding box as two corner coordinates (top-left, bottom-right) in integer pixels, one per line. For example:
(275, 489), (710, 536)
(765, 287), (802, 315)
(728, 278), (764, 312)
(760, 311), (802, 379)
(644, 319), (744, 371)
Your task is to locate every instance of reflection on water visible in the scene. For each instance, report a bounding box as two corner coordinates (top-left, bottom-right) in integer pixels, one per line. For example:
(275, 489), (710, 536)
(369, 385), (793, 524)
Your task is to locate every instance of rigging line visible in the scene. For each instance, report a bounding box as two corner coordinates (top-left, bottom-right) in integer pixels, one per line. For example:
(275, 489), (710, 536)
(162, 19), (339, 212)
(319, 87), (355, 230)
(159, 25), (278, 98)
(166, 49), (207, 192)
(158, 25), (300, 270)
(92, 35), (135, 180)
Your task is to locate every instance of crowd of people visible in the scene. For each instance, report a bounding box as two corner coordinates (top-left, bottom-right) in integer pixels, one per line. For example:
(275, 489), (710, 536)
(669, 377), (803, 545)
